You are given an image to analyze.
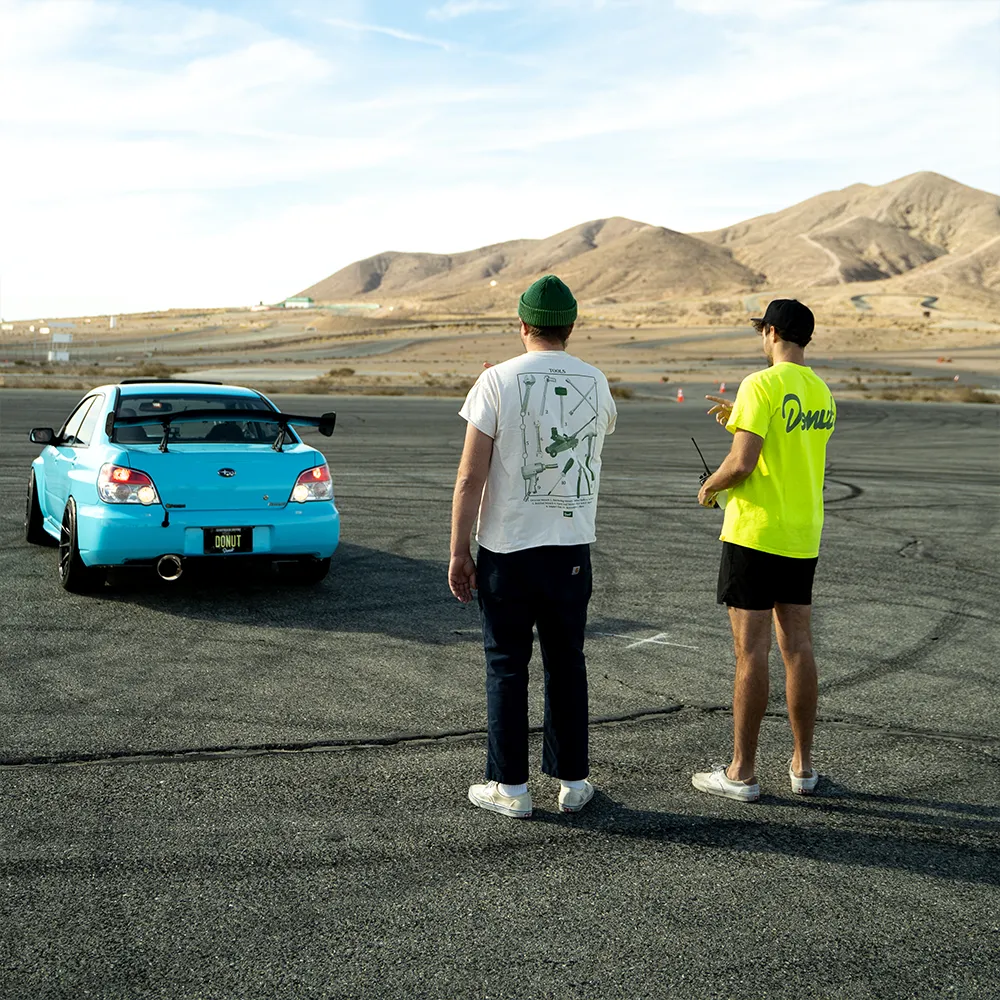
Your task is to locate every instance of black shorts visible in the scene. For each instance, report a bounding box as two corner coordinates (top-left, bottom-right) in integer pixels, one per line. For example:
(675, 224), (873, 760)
(717, 542), (818, 610)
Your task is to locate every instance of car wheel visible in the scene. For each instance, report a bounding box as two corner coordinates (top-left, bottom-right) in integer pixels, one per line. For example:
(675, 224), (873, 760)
(59, 499), (105, 593)
(288, 556), (331, 585)
(25, 470), (53, 545)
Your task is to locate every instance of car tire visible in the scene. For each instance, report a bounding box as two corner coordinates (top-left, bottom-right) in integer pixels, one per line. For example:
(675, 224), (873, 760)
(289, 556), (331, 585)
(25, 471), (53, 545)
(59, 499), (105, 593)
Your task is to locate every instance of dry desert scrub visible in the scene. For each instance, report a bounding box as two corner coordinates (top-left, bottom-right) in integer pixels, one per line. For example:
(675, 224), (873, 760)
(243, 377), (475, 398)
(0, 378), (96, 390)
(865, 386), (997, 404)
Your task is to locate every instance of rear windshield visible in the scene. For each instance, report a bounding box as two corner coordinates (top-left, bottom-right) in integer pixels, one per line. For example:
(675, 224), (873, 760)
(116, 393), (298, 445)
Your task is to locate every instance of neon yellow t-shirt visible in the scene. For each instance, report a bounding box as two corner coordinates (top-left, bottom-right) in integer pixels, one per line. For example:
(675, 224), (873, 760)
(720, 363), (836, 559)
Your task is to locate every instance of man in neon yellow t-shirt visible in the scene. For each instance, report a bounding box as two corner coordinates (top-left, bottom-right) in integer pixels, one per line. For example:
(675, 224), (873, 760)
(693, 299), (835, 803)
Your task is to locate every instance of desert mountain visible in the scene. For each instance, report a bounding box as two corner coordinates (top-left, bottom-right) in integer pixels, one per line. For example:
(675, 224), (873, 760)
(695, 172), (1000, 290)
(297, 218), (765, 305)
(296, 173), (999, 307)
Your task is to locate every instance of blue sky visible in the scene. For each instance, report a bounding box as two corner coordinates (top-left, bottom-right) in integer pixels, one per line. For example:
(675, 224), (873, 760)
(1, 0), (998, 319)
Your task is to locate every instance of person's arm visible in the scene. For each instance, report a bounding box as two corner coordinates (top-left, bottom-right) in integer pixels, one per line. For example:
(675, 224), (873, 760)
(697, 430), (763, 506)
(449, 423), (494, 602)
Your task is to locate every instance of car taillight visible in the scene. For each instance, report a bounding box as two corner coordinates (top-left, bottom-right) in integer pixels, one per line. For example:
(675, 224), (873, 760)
(98, 463), (161, 505)
(291, 463), (333, 503)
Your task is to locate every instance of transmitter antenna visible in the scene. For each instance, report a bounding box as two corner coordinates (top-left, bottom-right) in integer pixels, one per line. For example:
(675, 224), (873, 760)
(691, 437), (712, 476)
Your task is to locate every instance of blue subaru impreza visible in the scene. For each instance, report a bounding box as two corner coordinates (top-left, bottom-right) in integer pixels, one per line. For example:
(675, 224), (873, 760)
(25, 379), (340, 592)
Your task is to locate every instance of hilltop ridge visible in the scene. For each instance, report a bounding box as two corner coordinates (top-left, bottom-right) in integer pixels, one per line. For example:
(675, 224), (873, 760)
(296, 172), (1000, 309)
(695, 171), (1000, 289)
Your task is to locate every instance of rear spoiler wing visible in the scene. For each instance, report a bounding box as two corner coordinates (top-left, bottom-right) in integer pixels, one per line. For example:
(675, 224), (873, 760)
(106, 409), (336, 452)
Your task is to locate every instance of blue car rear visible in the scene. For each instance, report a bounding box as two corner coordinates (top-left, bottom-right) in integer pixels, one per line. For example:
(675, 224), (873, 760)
(25, 379), (340, 592)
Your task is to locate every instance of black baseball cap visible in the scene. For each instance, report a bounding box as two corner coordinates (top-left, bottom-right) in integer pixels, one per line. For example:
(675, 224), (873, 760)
(751, 299), (815, 343)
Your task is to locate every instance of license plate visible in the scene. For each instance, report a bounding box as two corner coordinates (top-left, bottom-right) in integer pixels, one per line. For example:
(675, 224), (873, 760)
(203, 527), (253, 554)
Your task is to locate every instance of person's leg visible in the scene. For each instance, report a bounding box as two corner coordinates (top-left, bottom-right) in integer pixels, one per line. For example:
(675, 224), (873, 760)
(727, 607), (773, 782)
(535, 545), (591, 782)
(774, 602), (817, 776)
(478, 548), (535, 785)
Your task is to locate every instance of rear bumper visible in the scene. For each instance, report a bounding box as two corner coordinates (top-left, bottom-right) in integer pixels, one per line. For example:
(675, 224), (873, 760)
(74, 501), (340, 567)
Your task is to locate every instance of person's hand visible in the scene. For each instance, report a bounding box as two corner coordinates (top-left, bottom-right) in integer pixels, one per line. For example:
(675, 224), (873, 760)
(697, 481), (718, 507)
(449, 553), (477, 603)
(482, 361), (495, 369)
(705, 394), (733, 427)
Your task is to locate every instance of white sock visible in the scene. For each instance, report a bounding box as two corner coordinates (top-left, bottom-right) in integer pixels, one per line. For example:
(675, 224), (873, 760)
(560, 779), (586, 791)
(498, 782), (527, 797)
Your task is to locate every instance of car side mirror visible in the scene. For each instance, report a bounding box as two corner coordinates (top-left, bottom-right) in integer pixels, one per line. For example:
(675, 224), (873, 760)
(30, 427), (55, 444)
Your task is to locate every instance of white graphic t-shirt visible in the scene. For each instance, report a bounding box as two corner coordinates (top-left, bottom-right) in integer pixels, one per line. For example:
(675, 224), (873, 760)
(459, 350), (617, 554)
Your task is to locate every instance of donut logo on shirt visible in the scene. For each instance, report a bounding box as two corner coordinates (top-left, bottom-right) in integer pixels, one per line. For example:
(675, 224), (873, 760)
(781, 393), (836, 433)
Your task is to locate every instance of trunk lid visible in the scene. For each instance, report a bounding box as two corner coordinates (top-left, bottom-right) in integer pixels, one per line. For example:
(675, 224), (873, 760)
(119, 442), (325, 512)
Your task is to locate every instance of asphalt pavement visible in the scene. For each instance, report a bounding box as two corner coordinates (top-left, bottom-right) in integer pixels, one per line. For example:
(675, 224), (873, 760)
(1, 389), (998, 999)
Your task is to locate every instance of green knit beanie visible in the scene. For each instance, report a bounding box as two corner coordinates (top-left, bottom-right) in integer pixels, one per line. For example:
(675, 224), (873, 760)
(518, 274), (578, 327)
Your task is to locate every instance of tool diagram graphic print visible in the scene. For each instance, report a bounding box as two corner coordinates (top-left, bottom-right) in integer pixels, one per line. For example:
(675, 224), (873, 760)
(518, 371), (599, 503)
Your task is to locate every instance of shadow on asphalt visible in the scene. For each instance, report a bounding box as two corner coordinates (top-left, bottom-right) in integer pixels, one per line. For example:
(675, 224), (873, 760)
(800, 783), (1000, 828)
(530, 791), (1000, 886)
(97, 542), (663, 645)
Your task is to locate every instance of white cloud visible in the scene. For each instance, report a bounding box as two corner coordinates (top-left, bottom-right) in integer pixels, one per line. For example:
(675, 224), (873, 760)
(450, 0), (999, 160)
(0, 0), (261, 62)
(427, 1), (511, 19)
(326, 17), (452, 49)
(0, 0), (106, 58)
(2, 132), (407, 206)
(674, 0), (826, 17)
(0, 33), (333, 133)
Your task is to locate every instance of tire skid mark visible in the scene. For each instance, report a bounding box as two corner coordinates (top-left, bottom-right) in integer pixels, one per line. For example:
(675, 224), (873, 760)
(829, 504), (1000, 579)
(822, 505), (999, 581)
(3, 701), (998, 770)
(828, 503), (985, 511)
(825, 467), (999, 487)
(819, 595), (991, 623)
(819, 604), (968, 695)
(824, 477), (864, 503)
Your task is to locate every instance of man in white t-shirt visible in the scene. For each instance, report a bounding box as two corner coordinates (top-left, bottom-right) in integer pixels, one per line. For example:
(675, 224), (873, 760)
(449, 274), (617, 819)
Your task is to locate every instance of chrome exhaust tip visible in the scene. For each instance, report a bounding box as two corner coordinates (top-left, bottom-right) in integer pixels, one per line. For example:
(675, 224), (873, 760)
(156, 554), (183, 581)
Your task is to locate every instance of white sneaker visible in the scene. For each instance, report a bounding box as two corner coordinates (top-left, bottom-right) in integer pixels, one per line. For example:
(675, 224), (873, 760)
(691, 766), (760, 802)
(789, 761), (820, 795)
(558, 780), (595, 813)
(467, 781), (532, 819)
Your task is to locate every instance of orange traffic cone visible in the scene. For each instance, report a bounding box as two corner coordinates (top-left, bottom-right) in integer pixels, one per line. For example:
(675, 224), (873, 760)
(719, 381), (727, 393)
(676, 388), (685, 403)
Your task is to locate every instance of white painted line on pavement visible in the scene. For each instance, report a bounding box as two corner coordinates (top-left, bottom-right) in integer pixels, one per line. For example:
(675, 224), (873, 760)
(592, 630), (699, 651)
(625, 632), (699, 651)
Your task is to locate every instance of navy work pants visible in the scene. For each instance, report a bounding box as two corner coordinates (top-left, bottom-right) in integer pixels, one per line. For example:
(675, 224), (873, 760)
(476, 544), (592, 785)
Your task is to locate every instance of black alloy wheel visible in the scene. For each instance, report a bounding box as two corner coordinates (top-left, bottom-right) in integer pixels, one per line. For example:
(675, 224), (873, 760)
(58, 499), (105, 593)
(25, 471), (52, 545)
